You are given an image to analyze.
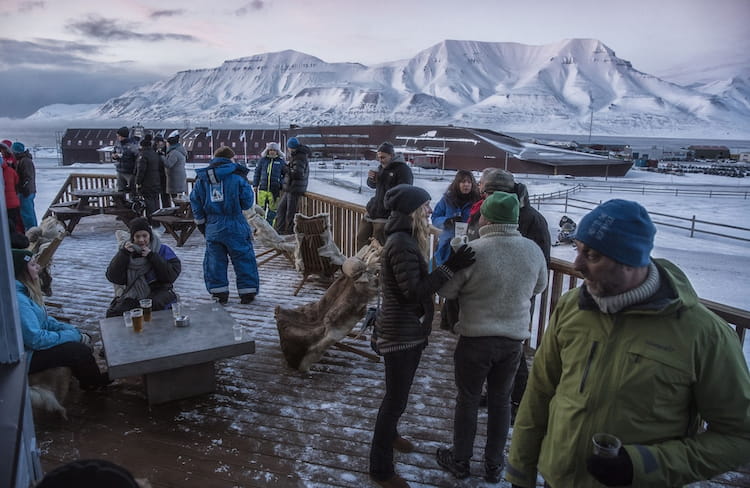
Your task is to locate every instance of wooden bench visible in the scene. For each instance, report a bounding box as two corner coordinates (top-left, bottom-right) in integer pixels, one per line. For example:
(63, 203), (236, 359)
(102, 207), (139, 226)
(50, 208), (96, 234)
(151, 215), (197, 247)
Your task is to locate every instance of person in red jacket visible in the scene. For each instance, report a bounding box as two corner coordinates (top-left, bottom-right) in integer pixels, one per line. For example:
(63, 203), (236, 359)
(1, 143), (23, 234)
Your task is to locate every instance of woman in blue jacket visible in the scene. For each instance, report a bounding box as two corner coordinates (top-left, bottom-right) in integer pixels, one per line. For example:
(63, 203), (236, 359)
(431, 170), (480, 266)
(13, 249), (109, 390)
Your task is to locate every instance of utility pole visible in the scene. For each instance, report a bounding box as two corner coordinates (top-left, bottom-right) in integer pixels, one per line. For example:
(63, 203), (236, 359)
(588, 106), (594, 144)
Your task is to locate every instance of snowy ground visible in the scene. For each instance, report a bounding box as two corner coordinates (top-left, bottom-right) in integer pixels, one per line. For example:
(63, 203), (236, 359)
(30, 156), (750, 364)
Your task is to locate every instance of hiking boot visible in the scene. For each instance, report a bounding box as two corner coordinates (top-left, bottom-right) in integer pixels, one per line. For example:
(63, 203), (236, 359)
(212, 292), (229, 304)
(436, 447), (470, 479)
(370, 474), (410, 488)
(240, 293), (256, 304)
(484, 460), (503, 483)
(392, 436), (415, 453)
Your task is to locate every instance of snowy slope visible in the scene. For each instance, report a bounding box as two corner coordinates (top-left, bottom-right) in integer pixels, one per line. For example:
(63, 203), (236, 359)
(26, 39), (750, 138)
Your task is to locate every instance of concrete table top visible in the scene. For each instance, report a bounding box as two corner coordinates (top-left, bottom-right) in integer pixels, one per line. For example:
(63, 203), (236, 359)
(99, 302), (255, 380)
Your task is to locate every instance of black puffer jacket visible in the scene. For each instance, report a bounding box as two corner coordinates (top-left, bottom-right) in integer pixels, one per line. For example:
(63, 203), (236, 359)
(365, 156), (413, 219)
(466, 182), (551, 265)
(283, 145), (310, 194)
(135, 147), (163, 195)
(376, 211), (452, 353)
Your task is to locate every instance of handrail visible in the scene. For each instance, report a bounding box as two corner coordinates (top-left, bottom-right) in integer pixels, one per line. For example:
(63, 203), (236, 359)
(48, 173), (750, 349)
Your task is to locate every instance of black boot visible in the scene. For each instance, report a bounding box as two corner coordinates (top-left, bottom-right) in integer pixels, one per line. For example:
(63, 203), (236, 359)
(240, 293), (256, 304)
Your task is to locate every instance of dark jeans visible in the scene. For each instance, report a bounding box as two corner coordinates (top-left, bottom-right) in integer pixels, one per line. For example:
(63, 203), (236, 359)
(369, 346), (423, 481)
(274, 192), (302, 235)
(29, 341), (106, 389)
(142, 193), (161, 224)
(453, 335), (522, 467)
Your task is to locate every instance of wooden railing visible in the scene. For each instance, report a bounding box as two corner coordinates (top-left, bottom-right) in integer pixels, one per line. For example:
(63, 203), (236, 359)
(47, 174), (750, 350)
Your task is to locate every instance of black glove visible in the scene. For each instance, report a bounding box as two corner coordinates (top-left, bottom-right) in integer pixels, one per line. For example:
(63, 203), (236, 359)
(443, 217), (457, 230)
(197, 223), (206, 235)
(443, 244), (475, 273)
(586, 447), (633, 486)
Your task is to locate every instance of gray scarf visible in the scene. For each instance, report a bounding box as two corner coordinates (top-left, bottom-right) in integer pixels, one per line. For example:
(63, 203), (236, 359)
(590, 262), (660, 314)
(122, 233), (162, 300)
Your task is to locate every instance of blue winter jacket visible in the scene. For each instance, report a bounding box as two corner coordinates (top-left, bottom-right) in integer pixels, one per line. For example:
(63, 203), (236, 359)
(253, 156), (285, 196)
(15, 281), (81, 363)
(190, 158), (254, 238)
(431, 195), (475, 266)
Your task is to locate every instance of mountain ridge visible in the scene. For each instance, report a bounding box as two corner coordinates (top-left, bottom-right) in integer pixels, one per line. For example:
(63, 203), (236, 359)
(28, 39), (750, 138)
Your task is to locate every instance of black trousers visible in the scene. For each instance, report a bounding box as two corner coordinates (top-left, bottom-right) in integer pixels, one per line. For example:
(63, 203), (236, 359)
(274, 192), (301, 235)
(369, 345), (423, 481)
(29, 342), (106, 389)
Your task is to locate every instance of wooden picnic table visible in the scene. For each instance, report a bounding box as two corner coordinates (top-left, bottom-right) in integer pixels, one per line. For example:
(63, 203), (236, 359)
(50, 188), (139, 233)
(99, 303), (255, 405)
(151, 195), (198, 247)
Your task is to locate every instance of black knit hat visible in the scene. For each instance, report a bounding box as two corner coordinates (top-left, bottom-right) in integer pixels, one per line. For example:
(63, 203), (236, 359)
(384, 184), (430, 215)
(12, 249), (33, 278)
(128, 217), (152, 240)
(116, 126), (129, 138)
(377, 142), (394, 155)
(36, 458), (140, 488)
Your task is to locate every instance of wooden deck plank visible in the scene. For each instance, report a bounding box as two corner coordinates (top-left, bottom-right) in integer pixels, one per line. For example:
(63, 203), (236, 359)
(33, 215), (750, 488)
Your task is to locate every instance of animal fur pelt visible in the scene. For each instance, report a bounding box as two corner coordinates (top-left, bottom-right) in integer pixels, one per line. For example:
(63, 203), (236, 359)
(26, 216), (67, 296)
(28, 367), (72, 420)
(275, 240), (381, 372)
(244, 205), (296, 255)
(293, 213), (347, 272)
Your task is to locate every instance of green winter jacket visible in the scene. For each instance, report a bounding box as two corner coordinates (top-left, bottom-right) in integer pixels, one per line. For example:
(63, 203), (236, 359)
(506, 259), (750, 488)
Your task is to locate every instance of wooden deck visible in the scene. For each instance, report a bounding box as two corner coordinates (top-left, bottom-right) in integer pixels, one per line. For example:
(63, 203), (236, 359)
(34, 215), (750, 488)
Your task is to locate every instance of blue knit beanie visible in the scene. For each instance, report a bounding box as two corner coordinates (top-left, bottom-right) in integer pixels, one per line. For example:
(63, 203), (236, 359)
(11, 142), (25, 154)
(575, 199), (656, 267)
(287, 137), (300, 149)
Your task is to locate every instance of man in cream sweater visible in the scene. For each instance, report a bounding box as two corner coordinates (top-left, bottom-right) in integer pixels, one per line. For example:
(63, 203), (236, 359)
(436, 191), (548, 484)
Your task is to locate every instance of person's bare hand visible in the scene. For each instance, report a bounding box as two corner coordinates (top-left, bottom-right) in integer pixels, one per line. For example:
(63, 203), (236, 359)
(368, 170), (377, 179)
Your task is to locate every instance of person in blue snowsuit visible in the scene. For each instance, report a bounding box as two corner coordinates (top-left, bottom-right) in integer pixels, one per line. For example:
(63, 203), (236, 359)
(190, 146), (259, 304)
(431, 170), (480, 266)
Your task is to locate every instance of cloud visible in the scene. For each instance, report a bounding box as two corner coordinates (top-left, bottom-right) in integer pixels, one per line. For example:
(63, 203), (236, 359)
(235, 0), (265, 16)
(150, 9), (186, 19)
(0, 67), (161, 118)
(18, 1), (45, 12)
(0, 37), (101, 68)
(67, 15), (198, 42)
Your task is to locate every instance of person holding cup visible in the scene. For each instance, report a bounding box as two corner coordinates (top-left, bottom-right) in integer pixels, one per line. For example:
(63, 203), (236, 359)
(105, 217), (181, 317)
(431, 170), (480, 267)
(506, 200), (750, 488)
(12, 248), (109, 390)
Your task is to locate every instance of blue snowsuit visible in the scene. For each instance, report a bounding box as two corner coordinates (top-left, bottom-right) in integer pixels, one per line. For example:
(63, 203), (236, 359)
(431, 195), (474, 266)
(190, 157), (259, 297)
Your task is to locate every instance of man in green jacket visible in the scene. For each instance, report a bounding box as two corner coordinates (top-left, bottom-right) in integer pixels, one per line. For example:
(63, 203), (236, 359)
(506, 199), (750, 488)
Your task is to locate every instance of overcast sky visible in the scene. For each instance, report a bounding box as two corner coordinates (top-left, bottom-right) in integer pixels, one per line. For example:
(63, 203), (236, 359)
(1, 0), (748, 117)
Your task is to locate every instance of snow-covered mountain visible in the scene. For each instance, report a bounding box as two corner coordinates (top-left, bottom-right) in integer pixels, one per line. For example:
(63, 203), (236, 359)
(29, 39), (750, 138)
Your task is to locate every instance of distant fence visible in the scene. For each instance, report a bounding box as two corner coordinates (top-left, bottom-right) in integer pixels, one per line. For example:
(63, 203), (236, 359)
(575, 183), (749, 199)
(537, 195), (750, 243)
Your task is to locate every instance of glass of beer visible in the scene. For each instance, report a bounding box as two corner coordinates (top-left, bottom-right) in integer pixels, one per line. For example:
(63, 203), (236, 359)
(131, 308), (144, 333)
(140, 298), (153, 321)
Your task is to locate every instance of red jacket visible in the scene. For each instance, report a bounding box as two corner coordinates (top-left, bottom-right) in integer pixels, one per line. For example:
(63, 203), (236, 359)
(2, 161), (20, 209)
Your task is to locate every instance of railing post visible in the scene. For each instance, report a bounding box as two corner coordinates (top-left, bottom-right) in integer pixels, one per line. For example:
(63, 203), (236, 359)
(690, 215), (696, 238)
(564, 194), (568, 213)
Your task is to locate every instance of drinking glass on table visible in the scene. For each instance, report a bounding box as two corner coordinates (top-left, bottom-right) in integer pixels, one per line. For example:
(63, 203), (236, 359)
(171, 300), (182, 319)
(232, 324), (243, 341)
(131, 308), (144, 333)
(139, 298), (153, 321)
(123, 310), (133, 328)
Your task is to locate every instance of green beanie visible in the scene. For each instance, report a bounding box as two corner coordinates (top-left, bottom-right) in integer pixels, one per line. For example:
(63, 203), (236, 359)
(480, 191), (519, 224)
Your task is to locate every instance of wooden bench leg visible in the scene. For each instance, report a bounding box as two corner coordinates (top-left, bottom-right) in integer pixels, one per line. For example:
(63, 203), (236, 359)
(177, 226), (196, 246)
(293, 274), (309, 296)
(331, 342), (381, 362)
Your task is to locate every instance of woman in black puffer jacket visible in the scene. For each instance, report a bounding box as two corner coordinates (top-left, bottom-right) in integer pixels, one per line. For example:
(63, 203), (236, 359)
(369, 184), (475, 488)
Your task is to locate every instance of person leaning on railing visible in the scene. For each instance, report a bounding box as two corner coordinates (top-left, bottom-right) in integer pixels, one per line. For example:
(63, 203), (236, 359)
(506, 199), (750, 488)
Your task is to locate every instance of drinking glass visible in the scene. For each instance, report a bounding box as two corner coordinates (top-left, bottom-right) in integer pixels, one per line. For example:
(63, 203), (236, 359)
(139, 298), (153, 321)
(123, 310), (133, 328)
(172, 301), (182, 319)
(131, 308), (144, 333)
(592, 433), (622, 458)
(232, 325), (243, 341)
